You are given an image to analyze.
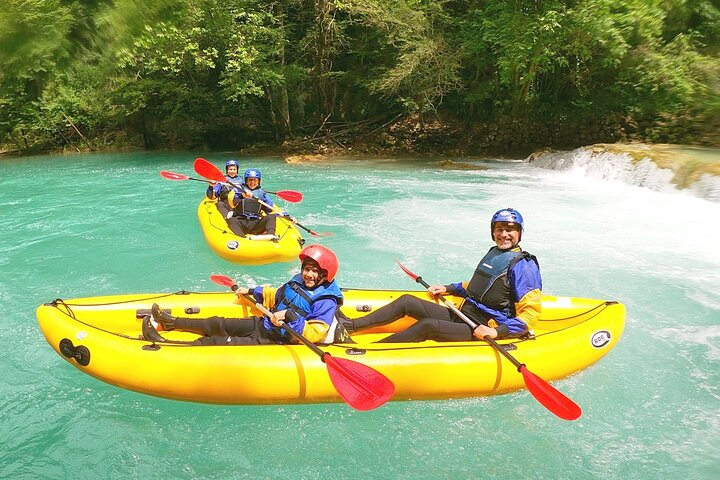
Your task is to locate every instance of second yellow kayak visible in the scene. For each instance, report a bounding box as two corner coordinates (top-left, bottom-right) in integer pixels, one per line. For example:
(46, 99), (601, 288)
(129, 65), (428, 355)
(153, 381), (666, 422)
(197, 198), (304, 265)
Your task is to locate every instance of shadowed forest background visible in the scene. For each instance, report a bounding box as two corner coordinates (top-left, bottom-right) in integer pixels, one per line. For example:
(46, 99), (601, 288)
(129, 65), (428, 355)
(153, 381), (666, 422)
(1, 0), (719, 156)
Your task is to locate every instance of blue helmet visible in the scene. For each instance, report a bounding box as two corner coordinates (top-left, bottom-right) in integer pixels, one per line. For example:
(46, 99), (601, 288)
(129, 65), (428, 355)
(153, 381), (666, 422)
(244, 168), (261, 180)
(491, 208), (524, 240)
(225, 160), (239, 171)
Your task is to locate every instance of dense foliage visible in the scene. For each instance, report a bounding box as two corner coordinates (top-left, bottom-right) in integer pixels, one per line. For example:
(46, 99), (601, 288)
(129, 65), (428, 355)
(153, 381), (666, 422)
(1, 0), (718, 154)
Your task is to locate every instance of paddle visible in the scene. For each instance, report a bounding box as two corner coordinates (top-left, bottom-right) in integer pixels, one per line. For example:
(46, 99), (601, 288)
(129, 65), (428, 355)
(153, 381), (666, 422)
(395, 260), (582, 421)
(193, 158), (333, 237)
(209, 274), (395, 411)
(160, 170), (303, 203)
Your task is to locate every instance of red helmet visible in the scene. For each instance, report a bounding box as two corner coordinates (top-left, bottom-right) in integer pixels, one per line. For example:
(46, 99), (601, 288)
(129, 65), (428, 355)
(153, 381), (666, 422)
(299, 245), (339, 281)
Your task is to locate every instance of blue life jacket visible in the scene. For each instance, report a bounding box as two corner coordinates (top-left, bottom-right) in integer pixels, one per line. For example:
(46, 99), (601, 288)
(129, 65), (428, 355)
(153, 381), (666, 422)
(206, 175), (243, 201)
(228, 187), (270, 218)
(463, 247), (537, 321)
(263, 274), (344, 339)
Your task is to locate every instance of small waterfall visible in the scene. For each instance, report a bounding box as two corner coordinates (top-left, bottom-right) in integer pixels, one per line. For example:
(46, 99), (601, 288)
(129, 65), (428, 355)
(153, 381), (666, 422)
(528, 145), (720, 202)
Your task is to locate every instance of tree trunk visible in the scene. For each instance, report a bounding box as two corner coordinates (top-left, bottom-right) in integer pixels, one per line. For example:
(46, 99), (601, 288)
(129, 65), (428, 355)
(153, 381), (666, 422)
(265, 0), (291, 142)
(277, 2), (291, 140)
(62, 112), (96, 151)
(313, 0), (335, 126)
(141, 109), (152, 150)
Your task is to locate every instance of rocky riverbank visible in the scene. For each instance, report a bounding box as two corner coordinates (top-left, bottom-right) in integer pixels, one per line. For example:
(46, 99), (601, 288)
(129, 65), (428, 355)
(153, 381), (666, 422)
(252, 112), (719, 161)
(3, 111), (717, 160)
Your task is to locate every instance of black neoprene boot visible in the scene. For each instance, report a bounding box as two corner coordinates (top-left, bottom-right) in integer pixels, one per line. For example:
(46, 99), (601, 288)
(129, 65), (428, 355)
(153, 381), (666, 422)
(142, 316), (168, 342)
(151, 303), (176, 330)
(142, 316), (195, 344)
(337, 312), (356, 334)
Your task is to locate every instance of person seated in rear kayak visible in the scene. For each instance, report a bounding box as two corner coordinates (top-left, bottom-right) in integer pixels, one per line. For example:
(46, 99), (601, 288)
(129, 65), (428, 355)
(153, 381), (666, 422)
(342, 208), (542, 343)
(225, 167), (287, 240)
(206, 159), (242, 217)
(142, 245), (352, 345)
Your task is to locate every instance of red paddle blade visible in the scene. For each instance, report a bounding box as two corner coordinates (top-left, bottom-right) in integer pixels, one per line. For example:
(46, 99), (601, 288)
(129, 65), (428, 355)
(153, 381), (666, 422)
(324, 355), (395, 411)
(209, 274), (237, 288)
(160, 171), (190, 181)
(194, 158), (227, 183)
(274, 190), (303, 203)
(395, 259), (420, 281)
(520, 366), (582, 421)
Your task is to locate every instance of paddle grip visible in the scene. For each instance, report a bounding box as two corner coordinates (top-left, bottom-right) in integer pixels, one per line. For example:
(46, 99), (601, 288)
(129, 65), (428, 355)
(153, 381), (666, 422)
(293, 221), (317, 236)
(415, 276), (479, 329)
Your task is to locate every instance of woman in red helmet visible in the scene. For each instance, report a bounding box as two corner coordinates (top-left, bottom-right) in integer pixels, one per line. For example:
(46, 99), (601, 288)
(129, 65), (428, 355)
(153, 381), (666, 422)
(143, 245), (347, 345)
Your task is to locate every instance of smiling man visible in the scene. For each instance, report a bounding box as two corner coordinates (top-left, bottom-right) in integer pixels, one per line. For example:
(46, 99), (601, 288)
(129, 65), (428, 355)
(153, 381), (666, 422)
(342, 208), (543, 342)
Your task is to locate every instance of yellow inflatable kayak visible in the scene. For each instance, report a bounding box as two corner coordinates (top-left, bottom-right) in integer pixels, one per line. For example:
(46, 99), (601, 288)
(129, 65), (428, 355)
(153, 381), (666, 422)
(36, 288), (625, 405)
(197, 198), (304, 265)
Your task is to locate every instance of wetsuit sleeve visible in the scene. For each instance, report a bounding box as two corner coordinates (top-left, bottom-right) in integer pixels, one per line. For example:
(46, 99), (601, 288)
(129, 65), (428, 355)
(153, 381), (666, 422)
(305, 297), (338, 325)
(445, 282), (468, 296)
(259, 192), (275, 213)
(508, 258), (543, 332)
(250, 286), (264, 305)
(447, 275), (536, 338)
(206, 183), (221, 199)
(284, 297), (338, 342)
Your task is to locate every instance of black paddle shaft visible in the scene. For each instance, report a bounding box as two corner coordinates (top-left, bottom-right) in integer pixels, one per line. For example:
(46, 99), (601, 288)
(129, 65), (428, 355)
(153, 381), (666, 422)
(234, 288), (327, 360)
(195, 175), (281, 195)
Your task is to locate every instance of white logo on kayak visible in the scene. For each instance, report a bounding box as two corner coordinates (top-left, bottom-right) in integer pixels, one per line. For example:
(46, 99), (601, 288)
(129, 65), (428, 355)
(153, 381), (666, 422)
(591, 330), (611, 348)
(227, 241), (239, 250)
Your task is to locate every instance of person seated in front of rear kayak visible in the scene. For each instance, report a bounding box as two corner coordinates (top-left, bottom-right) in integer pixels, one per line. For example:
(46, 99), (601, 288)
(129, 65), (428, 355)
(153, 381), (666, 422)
(142, 245), (352, 345)
(343, 208), (542, 343)
(225, 167), (287, 240)
(206, 159), (242, 216)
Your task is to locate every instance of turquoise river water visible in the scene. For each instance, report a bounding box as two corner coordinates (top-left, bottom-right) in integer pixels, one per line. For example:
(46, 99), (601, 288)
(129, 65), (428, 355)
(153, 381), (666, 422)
(1, 148), (718, 479)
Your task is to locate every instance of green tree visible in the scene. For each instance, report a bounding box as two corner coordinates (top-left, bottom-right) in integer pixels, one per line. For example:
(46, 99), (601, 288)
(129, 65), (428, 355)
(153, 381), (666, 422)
(1, 0), (718, 152)
(0, 0), (74, 149)
(338, 0), (462, 120)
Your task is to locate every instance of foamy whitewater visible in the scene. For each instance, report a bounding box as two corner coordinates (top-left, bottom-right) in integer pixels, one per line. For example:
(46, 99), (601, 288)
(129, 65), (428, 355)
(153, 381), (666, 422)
(529, 146), (720, 202)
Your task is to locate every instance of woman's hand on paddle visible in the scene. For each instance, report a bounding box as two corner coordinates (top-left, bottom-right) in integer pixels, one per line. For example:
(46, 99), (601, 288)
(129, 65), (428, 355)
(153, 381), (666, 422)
(473, 324), (498, 340)
(270, 309), (287, 327)
(234, 286), (250, 296)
